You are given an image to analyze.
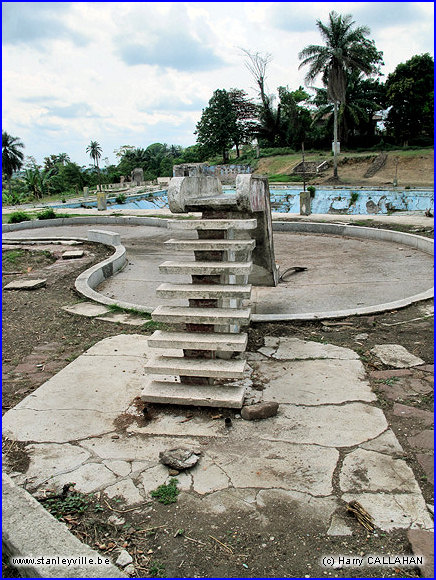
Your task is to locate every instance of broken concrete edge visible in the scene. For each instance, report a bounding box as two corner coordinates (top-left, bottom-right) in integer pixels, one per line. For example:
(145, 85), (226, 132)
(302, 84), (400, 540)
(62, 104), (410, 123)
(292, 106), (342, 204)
(2, 472), (127, 578)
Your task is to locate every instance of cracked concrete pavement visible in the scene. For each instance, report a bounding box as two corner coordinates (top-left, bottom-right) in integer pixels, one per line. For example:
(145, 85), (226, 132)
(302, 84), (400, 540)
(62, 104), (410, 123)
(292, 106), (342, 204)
(3, 334), (433, 537)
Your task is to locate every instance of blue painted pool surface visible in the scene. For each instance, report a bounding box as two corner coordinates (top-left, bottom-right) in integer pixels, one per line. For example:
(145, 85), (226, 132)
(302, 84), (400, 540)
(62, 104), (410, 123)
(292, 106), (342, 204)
(54, 186), (434, 215)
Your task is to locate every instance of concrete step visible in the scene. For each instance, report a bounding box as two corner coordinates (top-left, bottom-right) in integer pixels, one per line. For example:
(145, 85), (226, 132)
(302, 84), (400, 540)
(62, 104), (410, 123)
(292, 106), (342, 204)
(164, 239), (255, 251)
(152, 305), (251, 325)
(156, 283), (251, 300)
(148, 330), (248, 351)
(169, 219), (257, 231)
(145, 355), (246, 378)
(141, 379), (245, 408)
(159, 261), (252, 276)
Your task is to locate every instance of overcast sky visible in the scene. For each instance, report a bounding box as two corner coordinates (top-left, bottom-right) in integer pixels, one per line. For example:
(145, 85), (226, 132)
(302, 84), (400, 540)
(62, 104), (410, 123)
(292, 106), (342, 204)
(2, 1), (434, 168)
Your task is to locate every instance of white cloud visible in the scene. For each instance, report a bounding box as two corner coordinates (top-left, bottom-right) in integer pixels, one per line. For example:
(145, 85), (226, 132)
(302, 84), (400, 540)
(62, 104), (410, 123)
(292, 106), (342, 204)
(2, 2), (433, 166)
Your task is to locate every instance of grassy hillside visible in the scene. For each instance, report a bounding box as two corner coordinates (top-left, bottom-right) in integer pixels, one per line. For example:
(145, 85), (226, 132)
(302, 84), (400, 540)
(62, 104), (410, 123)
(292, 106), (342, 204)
(251, 149), (434, 188)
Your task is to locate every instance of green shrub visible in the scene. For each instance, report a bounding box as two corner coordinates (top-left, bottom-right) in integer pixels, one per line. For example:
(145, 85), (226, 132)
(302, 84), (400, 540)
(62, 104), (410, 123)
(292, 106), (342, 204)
(7, 211), (31, 223)
(36, 208), (57, 220)
(307, 185), (316, 198)
(115, 193), (127, 204)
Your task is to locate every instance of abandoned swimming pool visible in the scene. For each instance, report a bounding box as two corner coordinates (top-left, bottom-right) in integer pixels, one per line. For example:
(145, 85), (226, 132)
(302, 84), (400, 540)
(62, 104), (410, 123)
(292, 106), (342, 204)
(54, 186), (434, 215)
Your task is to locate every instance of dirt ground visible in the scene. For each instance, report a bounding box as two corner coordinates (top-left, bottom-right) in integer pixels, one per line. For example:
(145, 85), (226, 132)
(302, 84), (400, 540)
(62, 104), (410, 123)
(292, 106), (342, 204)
(2, 224), (433, 578)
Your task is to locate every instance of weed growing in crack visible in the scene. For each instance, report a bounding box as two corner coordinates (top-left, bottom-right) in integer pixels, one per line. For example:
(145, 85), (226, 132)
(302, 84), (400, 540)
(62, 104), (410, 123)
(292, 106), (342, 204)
(150, 478), (179, 505)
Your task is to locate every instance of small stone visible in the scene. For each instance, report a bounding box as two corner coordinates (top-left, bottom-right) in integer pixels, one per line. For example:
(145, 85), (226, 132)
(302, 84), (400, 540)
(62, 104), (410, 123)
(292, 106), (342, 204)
(116, 549), (133, 568)
(354, 333), (369, 341)
(124, 564), (135, 576)
(241, 402), (279, 421)
(111, 434), (120, 439)
(159, 448), (200, 470)
(168, 469), (180, 476)
(108, 514), (125, 526)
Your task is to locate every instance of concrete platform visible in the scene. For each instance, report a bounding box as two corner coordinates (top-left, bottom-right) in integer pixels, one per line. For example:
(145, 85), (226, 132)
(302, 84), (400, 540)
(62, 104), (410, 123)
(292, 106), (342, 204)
(3, 334), (433, 539)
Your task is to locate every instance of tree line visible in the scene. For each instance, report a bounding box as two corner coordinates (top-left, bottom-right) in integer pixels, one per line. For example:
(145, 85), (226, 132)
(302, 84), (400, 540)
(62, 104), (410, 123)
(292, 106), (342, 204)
(2, 11), (433, 203)
(196, 12), (433, 166)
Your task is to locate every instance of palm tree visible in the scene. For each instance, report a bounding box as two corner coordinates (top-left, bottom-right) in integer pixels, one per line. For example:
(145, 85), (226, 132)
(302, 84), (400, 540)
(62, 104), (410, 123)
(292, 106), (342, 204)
(86, 140), (102, 190)
(299, 11), (382, 178)
(2, 131), (25, 195)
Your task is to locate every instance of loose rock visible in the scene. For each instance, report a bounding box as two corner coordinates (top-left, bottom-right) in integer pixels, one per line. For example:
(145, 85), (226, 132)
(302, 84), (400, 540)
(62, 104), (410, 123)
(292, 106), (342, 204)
(241, 401), (279, 421)
(159, 448), (200, 470)
(116, 549), (133, 568)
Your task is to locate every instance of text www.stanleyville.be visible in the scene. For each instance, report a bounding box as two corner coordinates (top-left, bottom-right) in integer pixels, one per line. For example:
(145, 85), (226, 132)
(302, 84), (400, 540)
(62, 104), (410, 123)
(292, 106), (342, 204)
(321, 554), (425, 568)
(11, 556), (112, 567)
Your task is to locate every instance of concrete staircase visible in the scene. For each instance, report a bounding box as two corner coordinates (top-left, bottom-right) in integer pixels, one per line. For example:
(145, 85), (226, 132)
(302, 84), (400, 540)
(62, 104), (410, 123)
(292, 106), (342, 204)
(142, 217), (256, 408)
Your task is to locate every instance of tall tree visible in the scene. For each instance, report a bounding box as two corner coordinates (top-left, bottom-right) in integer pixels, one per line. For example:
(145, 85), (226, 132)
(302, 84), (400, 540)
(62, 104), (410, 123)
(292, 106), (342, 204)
(86, 140), (102, 190)
(228, 88), (259, 156)
(278, 86), (313, 149)
(385, 53), (434, 146)
(195, 89), (238, 163)
(299, 11), (383, 177)
(2, 131), (25, 195)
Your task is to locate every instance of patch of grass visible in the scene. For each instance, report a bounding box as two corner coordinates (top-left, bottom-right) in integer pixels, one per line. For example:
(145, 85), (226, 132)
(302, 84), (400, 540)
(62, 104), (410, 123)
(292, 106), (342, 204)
(106, 304), (151, 318)
(375, 377), (400, 386)
(3, 249), (26, 264)
(268, 173), (302, 183)
(7, 211), (31, 224)
(150, 478), (179, 504)
(142, 320), (167, 331)
(149, 561), (166, 578)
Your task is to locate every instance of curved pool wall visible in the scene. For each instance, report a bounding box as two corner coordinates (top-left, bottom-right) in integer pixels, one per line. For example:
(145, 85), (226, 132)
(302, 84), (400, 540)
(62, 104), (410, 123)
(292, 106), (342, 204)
(52, 186), (434, 215)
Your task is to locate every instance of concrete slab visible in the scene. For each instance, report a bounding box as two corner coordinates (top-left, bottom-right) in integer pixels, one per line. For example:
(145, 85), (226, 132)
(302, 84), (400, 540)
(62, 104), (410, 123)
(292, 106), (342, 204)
(50, 463), (118, 494)
(104, 479), (144, 505)
(4, 278), (46, 290)
(3, 332), (432, 562)
(62, 250), (85, 259)
(262, 337), (359, 360)
(370, 344), (425, 367)
(252, 359), (375, 405)
(191, 458), (230, 495)
(63, 302), (110, 317)
(340, 448), (421, 493)
(342, 492), (434, 531)
(266, 403), (388, 447)
(206, 440), (339, 496)
(360, 429), (405, 455)
(21, 443), (90, 489)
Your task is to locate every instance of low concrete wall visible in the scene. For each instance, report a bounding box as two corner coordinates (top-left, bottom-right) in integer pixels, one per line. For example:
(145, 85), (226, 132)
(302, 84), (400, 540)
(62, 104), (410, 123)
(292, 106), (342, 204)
(2, 473), (126, 578)
(2, 215), (168, 233)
